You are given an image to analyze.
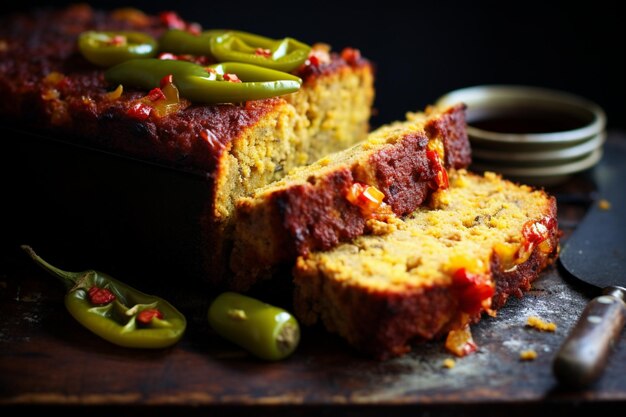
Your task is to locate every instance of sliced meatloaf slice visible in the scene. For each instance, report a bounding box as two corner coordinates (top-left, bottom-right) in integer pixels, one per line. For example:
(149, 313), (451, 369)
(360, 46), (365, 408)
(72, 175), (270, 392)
(293, 169), (559, 359)
(230, 104), (470, 290)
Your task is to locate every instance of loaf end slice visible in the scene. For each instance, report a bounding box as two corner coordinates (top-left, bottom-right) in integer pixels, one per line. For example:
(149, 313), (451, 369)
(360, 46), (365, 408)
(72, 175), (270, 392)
(293, 170), (559, 359)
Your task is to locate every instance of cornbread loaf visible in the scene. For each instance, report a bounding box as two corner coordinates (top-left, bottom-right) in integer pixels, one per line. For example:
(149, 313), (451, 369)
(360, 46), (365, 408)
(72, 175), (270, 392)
(229, 104), (470, 290)
(0, 5), (374, 280)
(294, 170), (559, 359)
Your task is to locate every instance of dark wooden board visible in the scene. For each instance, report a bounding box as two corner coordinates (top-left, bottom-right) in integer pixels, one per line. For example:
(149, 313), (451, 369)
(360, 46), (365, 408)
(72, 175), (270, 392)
(1, 133), (625, 416)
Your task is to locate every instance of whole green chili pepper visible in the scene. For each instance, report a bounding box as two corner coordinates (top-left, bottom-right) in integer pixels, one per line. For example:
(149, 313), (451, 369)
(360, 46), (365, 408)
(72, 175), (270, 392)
(105, 58), (301, 104)
(210, 31), (311, 72)
(21, 245), (186, 349)
(208, 292), (300, 361)
(78, 31), (158, 67)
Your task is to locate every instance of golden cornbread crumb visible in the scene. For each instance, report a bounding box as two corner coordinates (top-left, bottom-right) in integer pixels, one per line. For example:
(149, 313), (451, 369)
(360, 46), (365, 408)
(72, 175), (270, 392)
(442, 358), (456, 369)
(520, 350), (538, 361)
(598, 199), (611, 210)
(366, 218), (398, 235)
(527, 316), (557, 332)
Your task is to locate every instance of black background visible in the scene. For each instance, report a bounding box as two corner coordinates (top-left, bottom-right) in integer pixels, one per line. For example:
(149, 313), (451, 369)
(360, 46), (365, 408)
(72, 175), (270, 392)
(5, 0), (625, 128)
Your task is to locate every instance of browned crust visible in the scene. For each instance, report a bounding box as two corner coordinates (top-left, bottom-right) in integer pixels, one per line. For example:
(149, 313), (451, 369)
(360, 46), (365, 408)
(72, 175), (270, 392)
(0, 5), (370, 176)
(425, 103), (471, 169)
(293, 197), (559, 360)
(231, 105), (470, 289)
(490, 195), (559, 309)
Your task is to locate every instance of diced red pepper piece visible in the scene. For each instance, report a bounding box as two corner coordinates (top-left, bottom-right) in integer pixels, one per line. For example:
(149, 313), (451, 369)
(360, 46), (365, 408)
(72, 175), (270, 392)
(426, 149), (449, 189)
(137, 308), (164, 325)
(255, 48), (272, 57)
(341, 47), (361, 64)
(160, 74), (174, 88)
(308, 54), (321, 67)
(223, 73), (242, 83)
(518, 215), (557, 261)
(346, 182), (386, 216)
(158, 52), (178, 61)
(522, 215), (555, 247)
(452, 268), (494, 315)
(88, 286), (116, 305)
(146, 87), (166, 102)
(159, 11), (186, 29)
(186, 22), (202, 36)
(127, 102), (152, 120)
(106, 35), (127, 47)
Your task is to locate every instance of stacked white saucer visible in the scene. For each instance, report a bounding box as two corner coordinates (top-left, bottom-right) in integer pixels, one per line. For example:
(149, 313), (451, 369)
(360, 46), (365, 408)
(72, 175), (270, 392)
(437, 85), (606, 185)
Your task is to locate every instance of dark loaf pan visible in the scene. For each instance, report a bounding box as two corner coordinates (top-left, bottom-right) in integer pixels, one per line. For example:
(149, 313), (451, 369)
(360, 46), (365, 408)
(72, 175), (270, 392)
(1, 125), (213, 285)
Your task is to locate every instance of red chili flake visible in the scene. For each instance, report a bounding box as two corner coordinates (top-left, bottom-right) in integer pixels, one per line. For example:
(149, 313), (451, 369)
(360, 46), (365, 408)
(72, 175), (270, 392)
(137, 308), (164, 325)
(452, 268), (494, 315)
(160, 74), (174, 88)
(88, 286), (116, 305)
(341, 47), (361, 64)
(426, 149), (449, 189)
(223, 73), (242, 83)
(255, 48), (272, 57)
(147, 87), (166, 102)
(127, 102), (152, 120)
(159, 11), (186, 29)
(158, 52), (178, 60)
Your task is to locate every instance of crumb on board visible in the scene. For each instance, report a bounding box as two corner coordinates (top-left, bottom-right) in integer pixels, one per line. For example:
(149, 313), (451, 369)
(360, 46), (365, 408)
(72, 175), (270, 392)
(598, 199), (611, 210)
(520, 349), (538, 361)
(526, 316), (557, 332)
(442, 358), (456, 369)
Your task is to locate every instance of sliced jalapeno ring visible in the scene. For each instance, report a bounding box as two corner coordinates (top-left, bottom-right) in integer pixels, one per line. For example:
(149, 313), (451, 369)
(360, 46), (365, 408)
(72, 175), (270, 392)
(208, 292), (300, 361)
(105, 59), (301, 104)
(158, 29), (226, 58)
(210, 31), (311, 72)
(78, 31), (158, 67)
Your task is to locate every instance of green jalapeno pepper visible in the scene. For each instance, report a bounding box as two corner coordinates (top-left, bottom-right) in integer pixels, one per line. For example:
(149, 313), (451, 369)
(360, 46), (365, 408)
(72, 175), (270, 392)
(78, 31), (158, 67)
(21, 245), (186, 349)
(158, 29), (225, 57)
(211, 31), (311, 72)
(158, 29), (311, 72)
(208, 292), (300, 361)
(105, 58), (301, 104)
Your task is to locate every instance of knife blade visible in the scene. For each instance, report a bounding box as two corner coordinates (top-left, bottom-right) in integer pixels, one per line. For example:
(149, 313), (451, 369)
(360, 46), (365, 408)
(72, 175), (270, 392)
(554, 139), (626, 388)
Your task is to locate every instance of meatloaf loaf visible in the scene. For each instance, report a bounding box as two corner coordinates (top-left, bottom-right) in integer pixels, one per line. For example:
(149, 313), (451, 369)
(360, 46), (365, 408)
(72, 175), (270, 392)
(294, 169), (559, 359)
(0, 5), (374, 280)
(229, 104), (470, 290)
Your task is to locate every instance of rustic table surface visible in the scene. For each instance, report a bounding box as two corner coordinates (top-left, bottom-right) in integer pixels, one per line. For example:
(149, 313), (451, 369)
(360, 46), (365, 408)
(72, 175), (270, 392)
(1, 132), (625, 416)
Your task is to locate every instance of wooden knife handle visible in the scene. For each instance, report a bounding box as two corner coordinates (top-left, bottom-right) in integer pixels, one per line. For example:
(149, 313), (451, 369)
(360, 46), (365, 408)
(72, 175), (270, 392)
(553, 286), (626, 388)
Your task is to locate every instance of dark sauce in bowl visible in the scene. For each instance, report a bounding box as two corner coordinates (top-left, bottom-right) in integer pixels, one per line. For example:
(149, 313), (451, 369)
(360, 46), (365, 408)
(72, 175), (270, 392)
(468, 107), (590, 134)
